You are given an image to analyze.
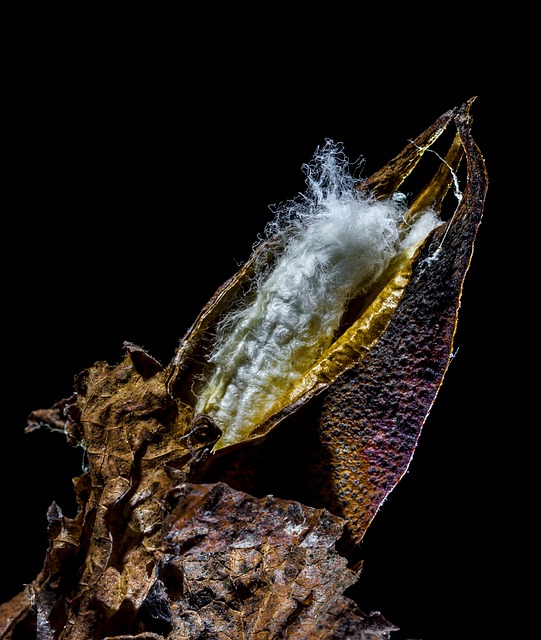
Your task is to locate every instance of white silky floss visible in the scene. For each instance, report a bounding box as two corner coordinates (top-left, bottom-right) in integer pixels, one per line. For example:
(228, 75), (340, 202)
(196, 140), (441, 448)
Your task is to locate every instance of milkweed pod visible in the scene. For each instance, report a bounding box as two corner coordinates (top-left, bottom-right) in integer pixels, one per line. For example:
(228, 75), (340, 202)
(166, 98), (487, 547)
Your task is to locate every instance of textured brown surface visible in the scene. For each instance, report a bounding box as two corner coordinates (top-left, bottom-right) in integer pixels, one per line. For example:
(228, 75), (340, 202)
(156, 482), (397, 639)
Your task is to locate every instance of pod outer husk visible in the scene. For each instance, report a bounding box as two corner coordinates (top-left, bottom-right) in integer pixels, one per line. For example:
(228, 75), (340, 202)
(307, 104), (487, 546)
(196, 99), (488, 549)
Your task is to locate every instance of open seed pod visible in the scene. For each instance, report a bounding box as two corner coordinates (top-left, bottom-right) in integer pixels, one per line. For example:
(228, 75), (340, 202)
(168, 96), (487, 549)
(0, 98), (487, 640)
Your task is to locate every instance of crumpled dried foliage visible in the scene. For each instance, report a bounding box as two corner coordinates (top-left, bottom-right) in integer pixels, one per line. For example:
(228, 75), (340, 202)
(0, 99), (487, 639)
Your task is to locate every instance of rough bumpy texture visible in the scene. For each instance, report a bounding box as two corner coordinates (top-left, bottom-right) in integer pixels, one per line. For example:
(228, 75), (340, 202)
(157, 482), (397, 639)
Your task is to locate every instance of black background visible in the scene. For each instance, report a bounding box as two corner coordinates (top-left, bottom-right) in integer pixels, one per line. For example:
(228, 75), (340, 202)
(2, 12), (527, 640)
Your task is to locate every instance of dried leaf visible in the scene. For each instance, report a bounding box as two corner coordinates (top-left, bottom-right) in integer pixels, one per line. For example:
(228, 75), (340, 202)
(153, 482), (397, 639)
(0, 345), (216, 639)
